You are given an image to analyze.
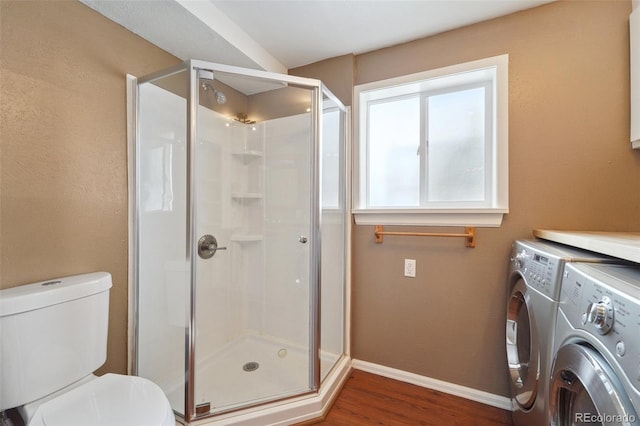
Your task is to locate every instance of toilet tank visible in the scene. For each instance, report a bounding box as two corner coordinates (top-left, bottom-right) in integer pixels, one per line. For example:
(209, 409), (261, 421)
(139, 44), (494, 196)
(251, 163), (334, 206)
(0, 272), (112, 411)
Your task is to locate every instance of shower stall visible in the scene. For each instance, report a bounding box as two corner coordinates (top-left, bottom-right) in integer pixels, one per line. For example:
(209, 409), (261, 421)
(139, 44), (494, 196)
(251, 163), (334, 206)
(128, 60), (349, 424)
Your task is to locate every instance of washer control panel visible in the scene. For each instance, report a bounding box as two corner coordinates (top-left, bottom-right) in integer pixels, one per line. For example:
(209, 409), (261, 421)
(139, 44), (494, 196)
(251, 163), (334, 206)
(510, 241), (564, 298)
(510, 240), (615, 301)
(560, 263), (640, 390)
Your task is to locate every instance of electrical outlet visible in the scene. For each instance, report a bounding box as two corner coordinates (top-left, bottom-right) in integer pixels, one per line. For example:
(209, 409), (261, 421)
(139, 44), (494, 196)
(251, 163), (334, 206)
(404, 259), (416, 278)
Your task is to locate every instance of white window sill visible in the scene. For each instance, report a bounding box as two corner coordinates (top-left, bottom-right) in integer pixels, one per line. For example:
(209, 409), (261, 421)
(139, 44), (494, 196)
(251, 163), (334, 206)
(352, 209), (507, 227)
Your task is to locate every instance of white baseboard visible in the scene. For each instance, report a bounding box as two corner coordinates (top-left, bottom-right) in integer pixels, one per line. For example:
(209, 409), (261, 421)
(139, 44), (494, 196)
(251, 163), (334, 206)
(352, 359), (513, 411)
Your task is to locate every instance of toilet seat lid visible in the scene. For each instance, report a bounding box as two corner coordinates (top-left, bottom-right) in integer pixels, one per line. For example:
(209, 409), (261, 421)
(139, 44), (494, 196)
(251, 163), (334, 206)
(30, 374), (174, 426)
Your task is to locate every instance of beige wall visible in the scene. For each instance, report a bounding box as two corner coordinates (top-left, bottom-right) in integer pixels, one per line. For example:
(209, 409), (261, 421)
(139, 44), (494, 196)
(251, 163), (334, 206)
(354, 0), (640, 397)
(296, 0), (640, 397)
(0, 1), (180, 375)
(291, 53), (356, 107)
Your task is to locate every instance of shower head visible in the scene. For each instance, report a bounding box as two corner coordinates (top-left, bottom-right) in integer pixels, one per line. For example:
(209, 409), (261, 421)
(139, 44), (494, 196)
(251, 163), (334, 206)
(213, 89), (226, 105)
(201, 82), (227, 105)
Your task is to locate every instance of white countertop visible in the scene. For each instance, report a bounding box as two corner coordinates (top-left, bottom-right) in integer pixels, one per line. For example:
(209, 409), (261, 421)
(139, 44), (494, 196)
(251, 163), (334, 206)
(533, 229), (640, 264)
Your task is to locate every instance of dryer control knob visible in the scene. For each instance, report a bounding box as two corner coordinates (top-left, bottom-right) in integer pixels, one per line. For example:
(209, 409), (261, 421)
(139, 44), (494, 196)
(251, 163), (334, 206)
(586, 296), (614, 335)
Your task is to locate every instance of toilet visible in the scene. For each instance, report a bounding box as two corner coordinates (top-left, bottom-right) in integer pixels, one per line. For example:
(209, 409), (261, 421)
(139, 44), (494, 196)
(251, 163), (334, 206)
(0, 272), (175, 425)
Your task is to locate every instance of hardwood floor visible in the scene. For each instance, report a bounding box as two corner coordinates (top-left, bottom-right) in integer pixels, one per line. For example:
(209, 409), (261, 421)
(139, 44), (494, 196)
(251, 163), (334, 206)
(309, 370), (514, 426)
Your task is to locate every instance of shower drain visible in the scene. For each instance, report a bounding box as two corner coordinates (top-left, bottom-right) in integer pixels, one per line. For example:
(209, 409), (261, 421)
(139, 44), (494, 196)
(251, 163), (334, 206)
(242, 361), (260, 372)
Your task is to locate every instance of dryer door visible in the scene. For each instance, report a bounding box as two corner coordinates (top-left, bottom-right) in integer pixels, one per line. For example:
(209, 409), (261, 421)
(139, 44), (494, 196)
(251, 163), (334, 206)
(506, 278), (540, 410)
(550, 344), (639, 426)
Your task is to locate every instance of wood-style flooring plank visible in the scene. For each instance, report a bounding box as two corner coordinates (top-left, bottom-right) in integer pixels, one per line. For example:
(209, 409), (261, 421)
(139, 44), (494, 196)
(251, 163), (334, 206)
(308, 370), (514, 426)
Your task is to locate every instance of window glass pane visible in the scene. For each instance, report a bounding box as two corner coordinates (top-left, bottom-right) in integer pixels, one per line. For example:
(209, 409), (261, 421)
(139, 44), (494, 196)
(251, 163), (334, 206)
(368, 97), (420, 207)
(427, 87), (485, 202)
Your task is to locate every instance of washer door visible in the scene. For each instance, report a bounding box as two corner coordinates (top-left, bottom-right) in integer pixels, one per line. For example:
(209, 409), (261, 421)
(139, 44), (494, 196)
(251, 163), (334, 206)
(506, 278), (540, 410)
(550, 344), (639, 426)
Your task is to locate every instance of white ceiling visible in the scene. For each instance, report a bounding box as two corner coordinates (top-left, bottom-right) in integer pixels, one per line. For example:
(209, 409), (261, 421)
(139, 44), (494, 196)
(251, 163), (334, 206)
(82, 0), (554, 73)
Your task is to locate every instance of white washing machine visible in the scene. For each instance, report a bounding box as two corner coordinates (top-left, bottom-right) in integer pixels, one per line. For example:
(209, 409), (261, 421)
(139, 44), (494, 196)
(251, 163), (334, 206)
(506, 240), (617, 426)
(550, 263), (640, 425)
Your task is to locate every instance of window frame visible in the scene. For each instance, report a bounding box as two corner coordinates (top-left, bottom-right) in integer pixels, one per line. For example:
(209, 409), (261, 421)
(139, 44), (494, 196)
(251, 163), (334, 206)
(353, 55), (509, 227)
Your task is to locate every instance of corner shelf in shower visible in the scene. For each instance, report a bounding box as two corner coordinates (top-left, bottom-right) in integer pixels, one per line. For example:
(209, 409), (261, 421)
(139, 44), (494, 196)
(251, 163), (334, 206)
(231, 192), (263, 201)
(232, 150), (263, 163)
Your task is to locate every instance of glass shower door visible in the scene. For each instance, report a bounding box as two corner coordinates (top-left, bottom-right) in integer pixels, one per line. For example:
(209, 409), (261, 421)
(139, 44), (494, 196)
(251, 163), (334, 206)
(191, 65), (317, 415)
(135, 65), (189, 418)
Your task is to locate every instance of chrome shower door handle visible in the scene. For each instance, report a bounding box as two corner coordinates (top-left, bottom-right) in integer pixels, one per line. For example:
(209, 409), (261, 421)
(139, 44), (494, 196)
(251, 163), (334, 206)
(198, 234), (227, 259)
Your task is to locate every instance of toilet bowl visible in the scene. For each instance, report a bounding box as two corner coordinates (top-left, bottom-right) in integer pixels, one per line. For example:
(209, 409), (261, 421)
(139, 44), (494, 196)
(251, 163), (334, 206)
(21, 374), (175, 426)
(0, 272), (174, 425)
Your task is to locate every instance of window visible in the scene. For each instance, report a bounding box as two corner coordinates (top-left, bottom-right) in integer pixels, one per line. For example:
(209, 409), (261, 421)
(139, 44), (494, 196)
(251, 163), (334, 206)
(353, 55), (509, 227)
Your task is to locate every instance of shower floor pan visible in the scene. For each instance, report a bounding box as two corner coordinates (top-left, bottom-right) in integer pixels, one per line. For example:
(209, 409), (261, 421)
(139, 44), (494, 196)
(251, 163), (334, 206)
(167, 333), (338, 415)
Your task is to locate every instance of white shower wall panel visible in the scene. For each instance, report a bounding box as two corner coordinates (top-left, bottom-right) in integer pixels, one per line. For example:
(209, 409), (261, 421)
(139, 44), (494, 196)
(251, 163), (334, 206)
(137, 83), (188, 393)
(261, 114), (312, 346)
(189, 113), (313, 347)
(196, 108), (243, 360)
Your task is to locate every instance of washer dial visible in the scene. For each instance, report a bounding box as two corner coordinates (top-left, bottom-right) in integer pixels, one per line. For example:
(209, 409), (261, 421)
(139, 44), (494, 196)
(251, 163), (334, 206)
(585, 296), (614, 335)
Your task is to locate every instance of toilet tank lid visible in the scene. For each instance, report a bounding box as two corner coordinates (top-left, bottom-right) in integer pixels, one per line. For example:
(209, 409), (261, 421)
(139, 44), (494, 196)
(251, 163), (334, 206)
(0, 272), (112, 317)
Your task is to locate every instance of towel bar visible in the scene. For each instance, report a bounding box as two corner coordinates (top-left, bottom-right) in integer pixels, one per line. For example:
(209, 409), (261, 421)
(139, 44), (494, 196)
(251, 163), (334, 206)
(374, 225), (476, 248)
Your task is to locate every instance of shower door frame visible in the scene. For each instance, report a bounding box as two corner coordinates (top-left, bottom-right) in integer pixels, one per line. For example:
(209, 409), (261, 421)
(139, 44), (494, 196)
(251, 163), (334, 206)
(132, 59), (337, 423)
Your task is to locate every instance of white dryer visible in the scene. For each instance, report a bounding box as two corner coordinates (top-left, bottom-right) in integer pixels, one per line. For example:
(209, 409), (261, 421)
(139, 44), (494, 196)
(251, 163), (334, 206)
(550, 263), (640, 425)
(506, 240), (616, 426)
